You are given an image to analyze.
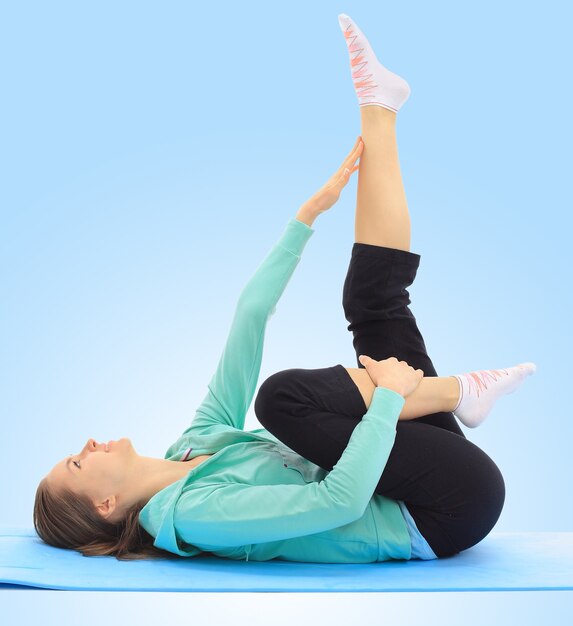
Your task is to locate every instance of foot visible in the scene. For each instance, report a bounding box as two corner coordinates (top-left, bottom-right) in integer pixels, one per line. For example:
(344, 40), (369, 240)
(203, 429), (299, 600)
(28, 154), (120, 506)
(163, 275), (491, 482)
(451, 363), (537, 428)
(337, 13), (411, 112)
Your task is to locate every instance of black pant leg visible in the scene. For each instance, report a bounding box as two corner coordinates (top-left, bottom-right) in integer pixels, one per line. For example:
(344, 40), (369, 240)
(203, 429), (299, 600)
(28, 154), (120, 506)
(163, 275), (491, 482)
(342, 242), (466, 437)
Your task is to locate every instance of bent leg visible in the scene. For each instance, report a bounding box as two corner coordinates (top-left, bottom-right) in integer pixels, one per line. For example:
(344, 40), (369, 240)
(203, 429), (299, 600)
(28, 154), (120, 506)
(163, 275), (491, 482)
(254, 366), (505, 557)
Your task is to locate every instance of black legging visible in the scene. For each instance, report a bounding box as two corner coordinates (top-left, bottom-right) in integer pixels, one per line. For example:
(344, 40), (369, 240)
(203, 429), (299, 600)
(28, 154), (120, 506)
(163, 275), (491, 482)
(254, 242), (505, 558)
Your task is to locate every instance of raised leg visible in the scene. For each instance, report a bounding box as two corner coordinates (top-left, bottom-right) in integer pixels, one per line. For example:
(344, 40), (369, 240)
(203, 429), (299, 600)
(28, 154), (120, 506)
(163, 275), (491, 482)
(343, 101), (466, 436)
(355, 106), (410, 251)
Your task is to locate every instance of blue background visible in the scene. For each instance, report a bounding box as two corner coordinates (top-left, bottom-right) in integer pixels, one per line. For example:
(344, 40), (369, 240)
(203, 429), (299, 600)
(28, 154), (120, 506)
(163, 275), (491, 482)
(1, 0), (571, 620)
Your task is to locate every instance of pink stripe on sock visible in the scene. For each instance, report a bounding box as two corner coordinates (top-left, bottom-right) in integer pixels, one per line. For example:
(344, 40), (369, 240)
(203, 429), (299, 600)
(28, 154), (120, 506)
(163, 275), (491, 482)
(352, 67), (369, 79)
(355, 79), (376, 89)
(351, 54), (366, 67)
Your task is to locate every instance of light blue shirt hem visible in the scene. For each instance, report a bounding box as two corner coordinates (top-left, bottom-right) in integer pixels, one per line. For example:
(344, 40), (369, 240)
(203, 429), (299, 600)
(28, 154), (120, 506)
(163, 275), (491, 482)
(398, 500), (439, 560)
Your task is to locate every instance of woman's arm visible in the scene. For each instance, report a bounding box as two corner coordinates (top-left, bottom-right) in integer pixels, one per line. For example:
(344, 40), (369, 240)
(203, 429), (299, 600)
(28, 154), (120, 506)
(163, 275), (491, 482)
(186, 138), (364, 434)
(295, 203), (321, 228)
(174, 387), (405, 547)
(188, 217), (314, 433)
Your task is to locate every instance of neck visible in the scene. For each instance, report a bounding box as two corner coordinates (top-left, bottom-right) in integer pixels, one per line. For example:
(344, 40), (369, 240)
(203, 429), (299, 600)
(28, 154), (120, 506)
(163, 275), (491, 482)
(128, 455), (191, 509)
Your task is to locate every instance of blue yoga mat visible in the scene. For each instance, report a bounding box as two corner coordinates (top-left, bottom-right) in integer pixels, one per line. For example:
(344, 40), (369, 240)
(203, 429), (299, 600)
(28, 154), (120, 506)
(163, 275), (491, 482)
(1, 528), (572, 592)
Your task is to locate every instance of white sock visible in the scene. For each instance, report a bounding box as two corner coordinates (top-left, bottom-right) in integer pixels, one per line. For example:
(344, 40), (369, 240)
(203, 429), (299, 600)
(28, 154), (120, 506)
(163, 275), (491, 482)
(452, 363), (537, 428)
(338, 13), (411, 112)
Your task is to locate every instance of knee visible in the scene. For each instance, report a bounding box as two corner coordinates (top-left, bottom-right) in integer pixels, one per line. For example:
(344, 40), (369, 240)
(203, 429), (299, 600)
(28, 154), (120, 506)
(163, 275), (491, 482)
(482, 457), (506, 529)
(459, 452), (506, 553)
(476, 451), (506, 523)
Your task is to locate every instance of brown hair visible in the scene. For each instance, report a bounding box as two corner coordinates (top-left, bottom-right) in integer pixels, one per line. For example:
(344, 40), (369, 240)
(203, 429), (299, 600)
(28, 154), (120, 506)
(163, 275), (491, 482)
(33, 477), (182, 561)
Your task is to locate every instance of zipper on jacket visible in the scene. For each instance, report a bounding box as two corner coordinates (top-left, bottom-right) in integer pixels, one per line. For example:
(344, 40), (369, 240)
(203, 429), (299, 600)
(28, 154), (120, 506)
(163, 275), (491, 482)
(245, 545), (251, 562)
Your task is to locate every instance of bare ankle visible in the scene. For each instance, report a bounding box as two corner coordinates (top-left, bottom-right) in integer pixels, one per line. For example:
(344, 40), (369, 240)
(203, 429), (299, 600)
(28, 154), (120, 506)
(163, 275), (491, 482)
(446, 376), (461, 412)
(360, 105), (397, 123)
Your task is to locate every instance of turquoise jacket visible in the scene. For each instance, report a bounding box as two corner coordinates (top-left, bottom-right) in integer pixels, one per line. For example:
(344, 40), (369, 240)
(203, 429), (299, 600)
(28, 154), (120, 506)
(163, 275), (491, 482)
(138, 217), (413, 563)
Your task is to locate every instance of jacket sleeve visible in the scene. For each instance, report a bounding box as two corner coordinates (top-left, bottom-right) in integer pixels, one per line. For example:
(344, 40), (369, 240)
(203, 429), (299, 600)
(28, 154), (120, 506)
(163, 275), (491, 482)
(188, 218), (314, 433)
(174, 387), (406, 547)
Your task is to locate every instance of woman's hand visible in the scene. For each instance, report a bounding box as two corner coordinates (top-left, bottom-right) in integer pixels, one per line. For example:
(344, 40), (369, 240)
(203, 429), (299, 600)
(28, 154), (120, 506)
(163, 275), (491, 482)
(296, 136), (364, 226)
(358, 355), (424, 398)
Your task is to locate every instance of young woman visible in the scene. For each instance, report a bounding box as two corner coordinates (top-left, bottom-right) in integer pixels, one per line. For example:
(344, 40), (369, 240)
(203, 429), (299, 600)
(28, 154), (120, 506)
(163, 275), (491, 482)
(34, 13), (535, 562)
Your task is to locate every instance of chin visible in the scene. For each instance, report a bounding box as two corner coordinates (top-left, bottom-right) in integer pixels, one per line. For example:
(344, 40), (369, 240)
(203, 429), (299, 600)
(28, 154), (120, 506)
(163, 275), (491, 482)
(123, 437), (136, 452)
(110, 438), (135, 453)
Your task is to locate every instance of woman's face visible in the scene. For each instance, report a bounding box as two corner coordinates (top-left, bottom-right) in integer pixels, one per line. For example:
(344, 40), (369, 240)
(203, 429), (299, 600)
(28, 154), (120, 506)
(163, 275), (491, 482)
(46, 437), (137, 507)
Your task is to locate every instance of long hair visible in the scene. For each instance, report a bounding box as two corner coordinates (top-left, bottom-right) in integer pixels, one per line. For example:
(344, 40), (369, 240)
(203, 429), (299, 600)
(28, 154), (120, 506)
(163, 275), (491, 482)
(33, 477), (182, 561)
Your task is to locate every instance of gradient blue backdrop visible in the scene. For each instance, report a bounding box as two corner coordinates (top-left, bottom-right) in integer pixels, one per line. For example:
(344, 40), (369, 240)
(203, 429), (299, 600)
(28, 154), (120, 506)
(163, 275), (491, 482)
(1, 0), (572, 621)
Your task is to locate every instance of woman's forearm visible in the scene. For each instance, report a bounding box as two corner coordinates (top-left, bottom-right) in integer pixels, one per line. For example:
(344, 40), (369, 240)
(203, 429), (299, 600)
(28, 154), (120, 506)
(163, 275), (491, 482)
(345, 367), (461, 420)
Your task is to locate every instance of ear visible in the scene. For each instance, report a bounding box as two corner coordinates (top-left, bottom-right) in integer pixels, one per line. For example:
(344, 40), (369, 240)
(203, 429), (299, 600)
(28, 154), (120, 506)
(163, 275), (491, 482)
(96, 495), (117, 521)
